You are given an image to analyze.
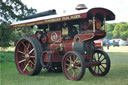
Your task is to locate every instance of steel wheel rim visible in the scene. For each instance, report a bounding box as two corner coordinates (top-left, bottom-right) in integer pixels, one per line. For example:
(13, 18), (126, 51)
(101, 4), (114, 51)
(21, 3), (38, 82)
(15, 39), (36, 75)
(91, 52), (108, 75)
(63, 53), (82, 80)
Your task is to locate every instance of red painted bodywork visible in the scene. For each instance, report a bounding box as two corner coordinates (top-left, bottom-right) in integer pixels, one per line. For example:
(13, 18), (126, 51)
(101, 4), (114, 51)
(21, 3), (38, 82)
(49, 43), (61, 50)
(63, 40), (73, 52)
(48, 31), (62, 43)
(94, 40), (103, 49)
(43, 50), (63, 62)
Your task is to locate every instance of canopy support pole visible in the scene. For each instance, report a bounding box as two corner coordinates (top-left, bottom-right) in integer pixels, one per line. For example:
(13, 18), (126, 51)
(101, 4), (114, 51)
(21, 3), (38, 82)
(93, 16), (95, 32)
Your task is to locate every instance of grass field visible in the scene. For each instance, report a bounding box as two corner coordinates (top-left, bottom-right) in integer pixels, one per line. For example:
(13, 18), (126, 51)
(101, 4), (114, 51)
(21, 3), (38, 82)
(0, 47), (128, 85)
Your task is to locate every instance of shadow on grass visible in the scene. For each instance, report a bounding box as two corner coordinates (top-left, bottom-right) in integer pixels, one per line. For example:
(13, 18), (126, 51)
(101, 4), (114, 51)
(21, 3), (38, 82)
(39, 69), (63, 78)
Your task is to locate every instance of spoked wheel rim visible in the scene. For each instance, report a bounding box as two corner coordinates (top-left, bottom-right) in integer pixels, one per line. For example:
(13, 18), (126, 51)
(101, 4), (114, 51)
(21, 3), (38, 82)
(88, 50), (110, 76)
(15, 37), (42, 75)
(62, 51), (85, 80)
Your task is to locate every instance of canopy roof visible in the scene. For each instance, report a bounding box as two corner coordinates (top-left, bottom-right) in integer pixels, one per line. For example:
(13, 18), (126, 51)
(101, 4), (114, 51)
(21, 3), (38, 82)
(10, 7), (115, 29)
(87, 8), (115, 20)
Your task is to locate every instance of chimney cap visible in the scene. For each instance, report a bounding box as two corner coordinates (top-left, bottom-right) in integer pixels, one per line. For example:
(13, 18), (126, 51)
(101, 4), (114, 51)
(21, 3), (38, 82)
(76, 4), (87, 10)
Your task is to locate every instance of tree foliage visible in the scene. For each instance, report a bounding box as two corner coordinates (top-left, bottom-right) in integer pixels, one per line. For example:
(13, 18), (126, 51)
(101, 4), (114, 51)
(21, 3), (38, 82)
(0, 0), (36, 47)
(0, 0), (36, 23)
(106, 23), (116, 39)
(112, 24), (120, 38)
(106, 22), (128, 40)
(0, 22), (12, 47)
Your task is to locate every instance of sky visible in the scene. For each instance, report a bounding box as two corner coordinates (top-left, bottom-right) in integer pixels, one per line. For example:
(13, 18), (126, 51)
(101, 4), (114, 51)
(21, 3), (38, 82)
(22, 0), (128, 23)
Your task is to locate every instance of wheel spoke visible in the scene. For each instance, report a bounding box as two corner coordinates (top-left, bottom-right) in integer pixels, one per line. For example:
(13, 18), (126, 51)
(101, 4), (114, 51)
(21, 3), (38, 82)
(18, 50), (25, 55)
(72, 70), (75, 77)
(97, 53), (99, 60)
(98, 53), (102, 61)
(98, 66), (103, 73)
(72, 69), (76, 77)
(100, 64), (106, 69)
(29, 60), (35, 65)
(101, 63), (107, 64)
(74, 69), (78, 77)
(22, 41), (29, 54)
(100, 58), (105, 62)
(23, 61), (30, 72)
(29, 48), (34, 55)
(69, 56), (72, 63)
(28, 61), (34, 71)
(74, 57), (78, 63)
(93, 55), (97, 61)
(66, 63), (70, 66)
(67, 67), (72, 72)
(93, 66), (96, 72)
(22, 42), (27, 49)
(67, 56), (73, 64)
(29, 66), (33, 72)
(67, 55), (74, 64)
(29, 56), (35, 58)
(75, 66), (81, 74)
(96, 66), (98, 73)
(18, 59), (26, 64)
(69, 68), (74, 76)
(24, 48), (27, 54)
(27, 42), (31, 50)
(67, 58), (70, 62)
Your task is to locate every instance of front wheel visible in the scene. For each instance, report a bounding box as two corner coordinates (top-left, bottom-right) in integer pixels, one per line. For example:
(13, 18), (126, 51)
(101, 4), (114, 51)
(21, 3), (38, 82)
(88, 50), (111, 76)
(62, 51), (85, 80)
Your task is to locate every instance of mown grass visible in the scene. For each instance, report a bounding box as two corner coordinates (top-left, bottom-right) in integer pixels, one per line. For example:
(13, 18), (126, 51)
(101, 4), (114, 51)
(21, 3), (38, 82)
(0, 51), (14, 63)
(0, 51), (128, 85)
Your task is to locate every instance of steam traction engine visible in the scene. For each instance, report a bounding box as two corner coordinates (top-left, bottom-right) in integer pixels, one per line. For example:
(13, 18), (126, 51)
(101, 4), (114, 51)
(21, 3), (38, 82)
(10, 7), (115, 80)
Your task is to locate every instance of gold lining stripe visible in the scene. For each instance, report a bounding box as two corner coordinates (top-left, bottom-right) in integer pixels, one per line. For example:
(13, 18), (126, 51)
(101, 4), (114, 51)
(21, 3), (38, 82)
(73, 33), (94, 43)
(72, 42), (74, 50)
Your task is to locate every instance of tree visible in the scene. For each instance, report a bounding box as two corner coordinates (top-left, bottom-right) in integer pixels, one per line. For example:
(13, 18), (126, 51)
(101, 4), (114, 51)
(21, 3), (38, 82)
(120, 31), (128, 40)
(112, 24), (120, 38)
(0, 0), (36, 23)
(112, 22), (128, 40)
(0, 0), (36, 47)
(106, 31), (113, 39)
(10, 27), (34, 42)
(0, 22), (12, 47)
(119, 23), (128, 40)
(105, 23), (116, 39)
(106, 24), (115, 32)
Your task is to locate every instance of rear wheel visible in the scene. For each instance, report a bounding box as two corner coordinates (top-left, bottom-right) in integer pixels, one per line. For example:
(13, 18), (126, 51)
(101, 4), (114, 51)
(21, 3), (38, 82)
(62, 51), (85, 80)
(15, 37), (42, 75)
(88, 50), (111, 76)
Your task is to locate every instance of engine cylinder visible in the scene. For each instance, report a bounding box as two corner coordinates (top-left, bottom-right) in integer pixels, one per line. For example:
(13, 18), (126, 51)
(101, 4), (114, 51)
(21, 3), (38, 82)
(73, 40), (95, 54)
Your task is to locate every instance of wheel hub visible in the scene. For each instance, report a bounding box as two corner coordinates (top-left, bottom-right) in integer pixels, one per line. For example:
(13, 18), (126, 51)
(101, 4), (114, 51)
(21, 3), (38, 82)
(71, 64), (74, 67)
(71, 64), (78, 69)
(97, 61), (101, 66)
(25, 54), (29, 58)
